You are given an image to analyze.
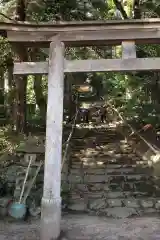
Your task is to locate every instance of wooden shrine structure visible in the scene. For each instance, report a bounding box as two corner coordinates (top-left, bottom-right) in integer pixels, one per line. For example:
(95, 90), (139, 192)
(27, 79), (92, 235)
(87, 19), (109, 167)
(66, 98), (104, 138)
(0, 18), (160, 240)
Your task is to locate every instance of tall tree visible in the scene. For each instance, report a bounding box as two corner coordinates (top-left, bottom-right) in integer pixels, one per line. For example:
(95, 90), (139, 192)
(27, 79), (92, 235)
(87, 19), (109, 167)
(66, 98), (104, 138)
(14, 0), (28, 133)
(133, 0), (141, 19)
(113, 0), (128, 19)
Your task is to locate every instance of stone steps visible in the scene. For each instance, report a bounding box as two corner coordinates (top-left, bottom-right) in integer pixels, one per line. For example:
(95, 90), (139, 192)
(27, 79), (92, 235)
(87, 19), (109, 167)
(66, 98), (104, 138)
(71, 160), (149, 166)
(67, 174), (153, 185)
(69, 184), (154, 194)
(69, 191), (154, 200)
(71, 158), (148, 166)
(104, 163), (149, 168)
(66, 125), (159, 216)
(70, 163), (151, 175)
(68, 181), (154, 191)
(68, 198), (160, 217)
(69, 166), (151, 175)
(69, 197), (160, 207)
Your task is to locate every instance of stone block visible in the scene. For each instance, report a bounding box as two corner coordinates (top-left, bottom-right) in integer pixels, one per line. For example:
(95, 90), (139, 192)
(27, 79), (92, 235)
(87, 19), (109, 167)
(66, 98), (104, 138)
(16, 171), (26, 177)
(103, 184), (110, 191)
(109, 176), (125, 184)
(143, 208), (156, 214)
(68, 175), (83, 183)
(88, 192), (103, 199)
(89, 198), (106, 210)
(72, 163), (82, 169)
(107, 199), (122, 207)
(122, 182), (135, 191)
(88, 183), (104, 191)
(127, 175), (143, 181)
(103, 207), (137, 218)
(68, 201), (86, 211)
(140, 199), (154, 208)
(134, 182), (153, 194)
(106, 164), (122, 169)
(84, 175), (106, 183)
(68, 183), (76, 190)
(135, 166), (151, 174)
(124, 199), (139, 208)
(83, 162), (98, 167)
(109, 184), (121, 191)
(114, 154), (121, 159)
(107, 158), (118, 164)
(154, 189), (160, 197)
(0, 207), (8, 217)
(107, 191), (124, 198)
(84, 168), (105, 175)
(76, 184), (88, 192)
(70, 169), (81, 175)
(128, 153), (136, 158)
(69, 193), (83, 200)
(29, 207), (41, 217)
(106, 168), (133, 174)
(155, 200), (160, 209)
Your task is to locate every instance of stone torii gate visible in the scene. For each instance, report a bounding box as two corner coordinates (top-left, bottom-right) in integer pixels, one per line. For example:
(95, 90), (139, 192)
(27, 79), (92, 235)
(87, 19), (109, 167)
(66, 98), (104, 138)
(1, 18), (160, 240)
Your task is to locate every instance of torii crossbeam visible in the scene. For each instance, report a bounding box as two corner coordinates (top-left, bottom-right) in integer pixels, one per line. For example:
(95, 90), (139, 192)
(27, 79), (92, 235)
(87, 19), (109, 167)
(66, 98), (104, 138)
(0, 18), (160, 46)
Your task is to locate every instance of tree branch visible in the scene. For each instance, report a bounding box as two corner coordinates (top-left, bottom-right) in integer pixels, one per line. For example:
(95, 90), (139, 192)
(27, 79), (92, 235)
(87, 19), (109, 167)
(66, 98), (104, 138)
(113, 0), (128, 19)
(133, 0), (141, 19)
(0, 12), (17, 23)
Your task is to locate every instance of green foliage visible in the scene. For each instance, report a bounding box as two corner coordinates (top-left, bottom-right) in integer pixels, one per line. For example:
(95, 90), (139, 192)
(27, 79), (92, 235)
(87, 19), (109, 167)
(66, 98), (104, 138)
(0, 0), (159, 135)
(27, 76), (35, 104)
(0, 37), (12, 69)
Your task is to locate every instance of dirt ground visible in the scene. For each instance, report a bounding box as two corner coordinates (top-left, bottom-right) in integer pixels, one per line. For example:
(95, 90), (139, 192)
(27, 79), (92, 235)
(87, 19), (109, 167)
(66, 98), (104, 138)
(1, 214), (160, 240)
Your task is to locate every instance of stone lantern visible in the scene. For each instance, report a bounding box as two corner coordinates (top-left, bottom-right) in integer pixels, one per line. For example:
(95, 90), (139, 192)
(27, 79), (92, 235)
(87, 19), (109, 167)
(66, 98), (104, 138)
(16, 136), (45, 164)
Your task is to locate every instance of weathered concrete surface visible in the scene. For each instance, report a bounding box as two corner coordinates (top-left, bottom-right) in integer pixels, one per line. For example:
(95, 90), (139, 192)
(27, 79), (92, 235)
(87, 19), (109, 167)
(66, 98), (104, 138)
(0, 214), (160, 239)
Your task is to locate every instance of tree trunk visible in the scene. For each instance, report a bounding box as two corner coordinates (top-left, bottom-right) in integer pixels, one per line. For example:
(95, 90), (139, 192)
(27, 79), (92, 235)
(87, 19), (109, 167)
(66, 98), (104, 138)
(13, 0), (27, 133)
(151, 72), (160, 104)
(14, 74), (27, 132)
(29, 48), (47, 123)
(113, 0), (128, 19)
(133, 0), (141, 19)
(64, 74), (75, 122)
(6, 57), (14, 123)
(15, 0), (26, 21)
(33, 75), (46, 123)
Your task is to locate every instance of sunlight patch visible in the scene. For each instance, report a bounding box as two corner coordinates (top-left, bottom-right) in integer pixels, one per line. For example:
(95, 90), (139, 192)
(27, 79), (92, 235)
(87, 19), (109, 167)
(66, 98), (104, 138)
(97, 161), (104, 165)
(151, 153), (160, 163)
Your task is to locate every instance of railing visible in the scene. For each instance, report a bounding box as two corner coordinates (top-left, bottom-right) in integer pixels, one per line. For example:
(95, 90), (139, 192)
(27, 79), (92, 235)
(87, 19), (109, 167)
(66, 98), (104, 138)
(107, 101), (160, 155)
(61, 107), (79, 172)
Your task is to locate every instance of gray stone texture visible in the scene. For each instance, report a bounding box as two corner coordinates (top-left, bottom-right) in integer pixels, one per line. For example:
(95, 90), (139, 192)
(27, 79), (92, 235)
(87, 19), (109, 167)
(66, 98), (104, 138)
(67, 125), (160, 216)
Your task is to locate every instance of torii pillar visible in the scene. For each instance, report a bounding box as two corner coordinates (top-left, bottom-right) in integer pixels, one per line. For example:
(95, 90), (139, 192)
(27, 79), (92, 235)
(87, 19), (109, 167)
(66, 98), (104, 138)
(41, 40), (64, 240)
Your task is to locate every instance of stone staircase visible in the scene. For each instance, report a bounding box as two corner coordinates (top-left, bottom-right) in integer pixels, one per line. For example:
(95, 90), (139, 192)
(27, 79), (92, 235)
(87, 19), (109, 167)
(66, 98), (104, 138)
(65, 124), (160, 218)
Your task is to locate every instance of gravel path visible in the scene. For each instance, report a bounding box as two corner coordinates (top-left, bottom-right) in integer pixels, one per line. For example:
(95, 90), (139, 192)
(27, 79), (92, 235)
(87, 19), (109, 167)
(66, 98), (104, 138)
(1, 214), (160, 239)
